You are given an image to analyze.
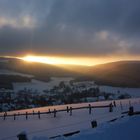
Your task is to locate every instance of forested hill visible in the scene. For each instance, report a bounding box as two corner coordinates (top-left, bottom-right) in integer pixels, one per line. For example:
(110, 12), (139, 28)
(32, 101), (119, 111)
(1, 57), (140, 87)
(84, 61), (140, 87)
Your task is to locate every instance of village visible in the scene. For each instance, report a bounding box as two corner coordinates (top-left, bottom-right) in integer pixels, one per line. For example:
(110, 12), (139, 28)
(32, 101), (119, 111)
(0, 81), (131, 112)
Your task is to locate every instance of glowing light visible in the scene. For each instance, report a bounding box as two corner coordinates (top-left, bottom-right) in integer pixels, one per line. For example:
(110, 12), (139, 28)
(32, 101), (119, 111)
(23, 56), (62, 65)
(22, 55), (101, 66)
(21, 55), (140, 66)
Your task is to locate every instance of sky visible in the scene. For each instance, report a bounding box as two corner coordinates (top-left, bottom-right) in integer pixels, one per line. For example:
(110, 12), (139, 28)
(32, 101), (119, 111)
(0, 0), (140, 65)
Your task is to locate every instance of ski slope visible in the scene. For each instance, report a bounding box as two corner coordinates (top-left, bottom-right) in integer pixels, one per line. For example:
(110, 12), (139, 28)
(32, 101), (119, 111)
(0, 98), (140, 140)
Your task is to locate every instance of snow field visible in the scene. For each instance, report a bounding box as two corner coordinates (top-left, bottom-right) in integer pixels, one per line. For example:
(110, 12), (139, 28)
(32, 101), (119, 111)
(0, 98), (140, 140)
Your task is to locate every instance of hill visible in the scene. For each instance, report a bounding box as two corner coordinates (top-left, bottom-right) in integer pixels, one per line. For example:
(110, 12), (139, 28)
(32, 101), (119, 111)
(1, 57), (140, 87)
(0, 57), (88, 78)
(88, 61), (140, 87)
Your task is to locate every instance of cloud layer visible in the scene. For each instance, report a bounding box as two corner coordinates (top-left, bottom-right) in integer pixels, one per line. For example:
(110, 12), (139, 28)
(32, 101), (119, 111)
(0, 0), (140, 58)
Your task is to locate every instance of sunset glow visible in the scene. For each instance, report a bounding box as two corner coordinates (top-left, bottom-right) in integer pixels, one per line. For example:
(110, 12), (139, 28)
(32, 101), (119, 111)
(22, 55), (97, 66)
(21, 55), (140, 66)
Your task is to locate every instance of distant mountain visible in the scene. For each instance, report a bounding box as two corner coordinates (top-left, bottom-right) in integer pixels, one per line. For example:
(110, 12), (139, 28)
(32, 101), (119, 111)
(87, 61), (140, 87)
(0, 57), (87, 81)
(0, 57), (140, 87)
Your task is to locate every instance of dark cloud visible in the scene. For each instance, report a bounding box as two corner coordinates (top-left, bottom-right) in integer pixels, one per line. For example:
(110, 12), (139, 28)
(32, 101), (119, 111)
(0, 0), (140, 57)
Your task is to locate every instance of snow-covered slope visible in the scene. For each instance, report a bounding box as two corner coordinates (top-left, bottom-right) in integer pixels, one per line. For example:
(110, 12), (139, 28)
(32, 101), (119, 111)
(60, 115), (140, 140)
(0, 69), (33, 78)
(13, 77), (73, 93)
(1, 69), (140, 98)
(0, 98), (140, 140)
(99, 85), (140, 97)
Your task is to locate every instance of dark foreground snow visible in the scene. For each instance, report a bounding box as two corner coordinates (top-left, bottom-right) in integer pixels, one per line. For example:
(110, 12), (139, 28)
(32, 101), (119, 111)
(0, 98), (140, 140)
(33, 116), (140, 140)
(63, 116), (140, 140)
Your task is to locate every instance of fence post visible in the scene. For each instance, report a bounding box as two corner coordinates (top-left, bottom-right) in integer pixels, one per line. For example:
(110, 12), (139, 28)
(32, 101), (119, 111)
(26, 112), (28, 120)
(70, 107), (72, 116)
(128, 106), (134, 116)
(89, 104), (92, 114)
(48, 109), (51, 113)
(54, 109), (57, 118)
(66, 106), (69, 113)
(5, 112), (7, 116)
(3, 113), (6, 120)
(38, 111), (40, 119)
(3, 112), (7, 120)
(109, 103), (113, 112)
(32, 110), (35, 115)
(91, 120), (97, 128)
(17, 132), (28, 140)
(113, 101), (116, 107)
(14, 113), (16, 120)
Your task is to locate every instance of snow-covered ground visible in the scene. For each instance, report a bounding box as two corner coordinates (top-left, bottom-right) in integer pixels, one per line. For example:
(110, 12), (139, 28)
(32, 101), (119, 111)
(13, 77), (73, 93)
(13, 80), (140, 98)
(0, 98), (140, 140)
(0, 69), (34, 78)
(13, 78), (140, 97)
(60, 115), (140, 140)
(1, 69), (140, 98)
(99, 85), (140, 97)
